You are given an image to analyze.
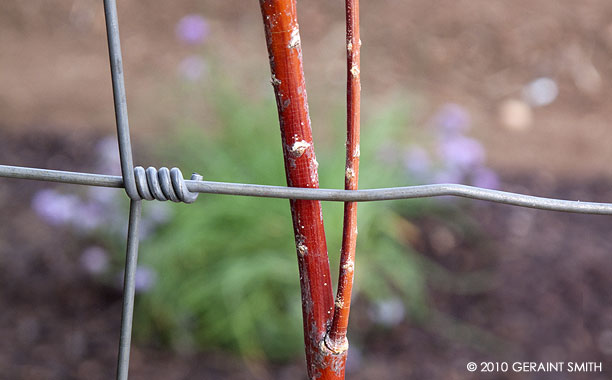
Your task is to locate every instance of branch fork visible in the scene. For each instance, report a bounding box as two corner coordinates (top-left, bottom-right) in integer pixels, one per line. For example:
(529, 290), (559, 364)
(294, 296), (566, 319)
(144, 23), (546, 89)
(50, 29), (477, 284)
(259, 1), (360, 378)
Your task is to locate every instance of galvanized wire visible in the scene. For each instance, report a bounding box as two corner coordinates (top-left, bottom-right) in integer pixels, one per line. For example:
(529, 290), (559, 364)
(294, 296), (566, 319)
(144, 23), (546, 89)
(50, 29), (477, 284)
(2, 164), (612, 215)
(102, 1), (141, 379)
(133, 166), (203, 203)
(115, 200), (142, 380)
(104, 0), (137, 200)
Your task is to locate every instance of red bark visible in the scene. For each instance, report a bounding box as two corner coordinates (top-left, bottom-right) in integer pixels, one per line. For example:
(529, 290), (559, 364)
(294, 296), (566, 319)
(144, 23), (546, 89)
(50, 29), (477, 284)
(259, 1), (342, 378)
(326, 0), (361, 365)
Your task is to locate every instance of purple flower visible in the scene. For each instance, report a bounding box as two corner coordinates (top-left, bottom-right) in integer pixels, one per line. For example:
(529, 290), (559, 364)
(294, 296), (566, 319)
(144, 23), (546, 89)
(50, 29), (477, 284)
(437, 135), (485, 170)
(369, 298), (405, 326)
(88, 186), (117, 206)
(433, 103), (470, 135)
(80, 246), (109, 275)
(73, 201), (106, 231)
(178, 55), (207, 81)
(135, 266), (157, 293)
(403, 146), (431, 176)
(117, 266), (157, 293)
(176, 15), (209, 45)
(32, 189), (81, 226)
(434, 168), (463, 184)
(471, 167), (500, 189)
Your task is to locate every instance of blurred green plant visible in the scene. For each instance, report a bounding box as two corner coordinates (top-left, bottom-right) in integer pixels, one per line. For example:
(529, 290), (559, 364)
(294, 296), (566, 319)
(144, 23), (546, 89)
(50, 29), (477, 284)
(23, 12), (499, 363)
(27, 79), (495, 360)
(131, 87), (436, 361)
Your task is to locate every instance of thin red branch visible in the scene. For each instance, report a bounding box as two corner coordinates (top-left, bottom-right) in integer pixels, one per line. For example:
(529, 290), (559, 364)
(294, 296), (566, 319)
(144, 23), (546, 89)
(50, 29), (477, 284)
(259, 1), (342, 378)
(327, 0), (361, 358)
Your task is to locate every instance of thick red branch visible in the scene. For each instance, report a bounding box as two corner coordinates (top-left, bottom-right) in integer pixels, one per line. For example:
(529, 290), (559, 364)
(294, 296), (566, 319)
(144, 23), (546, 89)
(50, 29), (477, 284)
(259, 1), (341, 378)
(327, 0), (361, 360)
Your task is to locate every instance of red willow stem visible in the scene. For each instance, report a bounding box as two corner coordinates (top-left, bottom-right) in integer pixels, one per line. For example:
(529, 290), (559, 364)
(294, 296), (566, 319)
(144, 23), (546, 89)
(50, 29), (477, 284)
(327, 0), (361, 355)
(259, 1), (343, 378)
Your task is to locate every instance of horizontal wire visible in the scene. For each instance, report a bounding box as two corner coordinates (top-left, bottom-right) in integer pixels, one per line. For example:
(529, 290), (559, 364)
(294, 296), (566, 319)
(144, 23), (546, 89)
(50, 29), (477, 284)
(1, 164), (612, 215)
(0, 165), (124, 187)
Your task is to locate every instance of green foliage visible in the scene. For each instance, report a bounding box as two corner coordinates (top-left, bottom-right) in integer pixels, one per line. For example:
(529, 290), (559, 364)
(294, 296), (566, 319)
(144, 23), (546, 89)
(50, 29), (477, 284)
(133, 88), (433, 361)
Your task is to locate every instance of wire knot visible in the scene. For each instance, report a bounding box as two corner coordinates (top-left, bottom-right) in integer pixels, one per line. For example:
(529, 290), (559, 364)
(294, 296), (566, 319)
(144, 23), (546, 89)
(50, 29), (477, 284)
(132, 166), (202, 203)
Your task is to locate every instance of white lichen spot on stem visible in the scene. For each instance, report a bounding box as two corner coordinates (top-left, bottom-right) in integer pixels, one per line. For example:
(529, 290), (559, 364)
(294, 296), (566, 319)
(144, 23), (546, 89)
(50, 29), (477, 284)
(335, 297), (344, 308)
(347, 41), (353, 52)
(271, 74), (281, 86)
(288, 28), (301, 49)
(297, 243), (308, 257)
(350, 63), (360, 77)
(290, 140), (310, 157)
(342, 260), (354, 273)
(346, 167), (355, 181)
(353, 144), (360, 158)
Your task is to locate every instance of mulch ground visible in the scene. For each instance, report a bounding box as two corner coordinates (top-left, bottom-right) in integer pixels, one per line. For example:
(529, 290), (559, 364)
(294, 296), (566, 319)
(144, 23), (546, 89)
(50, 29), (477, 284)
(1, 130), (612, 380)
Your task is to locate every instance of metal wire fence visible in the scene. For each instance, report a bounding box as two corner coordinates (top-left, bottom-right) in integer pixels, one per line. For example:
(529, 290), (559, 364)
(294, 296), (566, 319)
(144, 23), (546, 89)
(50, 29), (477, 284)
(2, 1), (612, 379)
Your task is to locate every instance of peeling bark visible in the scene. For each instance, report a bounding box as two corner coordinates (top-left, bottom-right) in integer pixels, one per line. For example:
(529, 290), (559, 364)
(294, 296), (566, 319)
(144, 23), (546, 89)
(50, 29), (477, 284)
(327, 0), (361, 366)
(259, 1), (341, 378)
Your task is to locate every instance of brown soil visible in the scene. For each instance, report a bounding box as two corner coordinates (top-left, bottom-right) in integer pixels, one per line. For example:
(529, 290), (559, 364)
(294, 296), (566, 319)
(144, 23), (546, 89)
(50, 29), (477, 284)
(2, 1), (612, 178)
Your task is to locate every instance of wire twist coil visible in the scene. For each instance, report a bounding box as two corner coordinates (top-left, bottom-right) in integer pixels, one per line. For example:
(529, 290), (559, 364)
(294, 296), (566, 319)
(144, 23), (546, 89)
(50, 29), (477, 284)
(132, 166), (202, 203)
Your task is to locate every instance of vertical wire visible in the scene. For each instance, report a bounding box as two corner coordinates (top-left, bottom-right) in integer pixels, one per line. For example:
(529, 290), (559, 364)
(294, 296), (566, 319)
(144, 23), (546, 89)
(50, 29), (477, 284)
(116, 200), (142, 380)
(103, 0), (139, 199)
(102, 1), (141, 379)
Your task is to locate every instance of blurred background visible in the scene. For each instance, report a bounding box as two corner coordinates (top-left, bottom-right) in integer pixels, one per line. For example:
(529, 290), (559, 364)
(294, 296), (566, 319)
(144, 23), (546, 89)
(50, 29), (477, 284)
(2, 0), (612, 379)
